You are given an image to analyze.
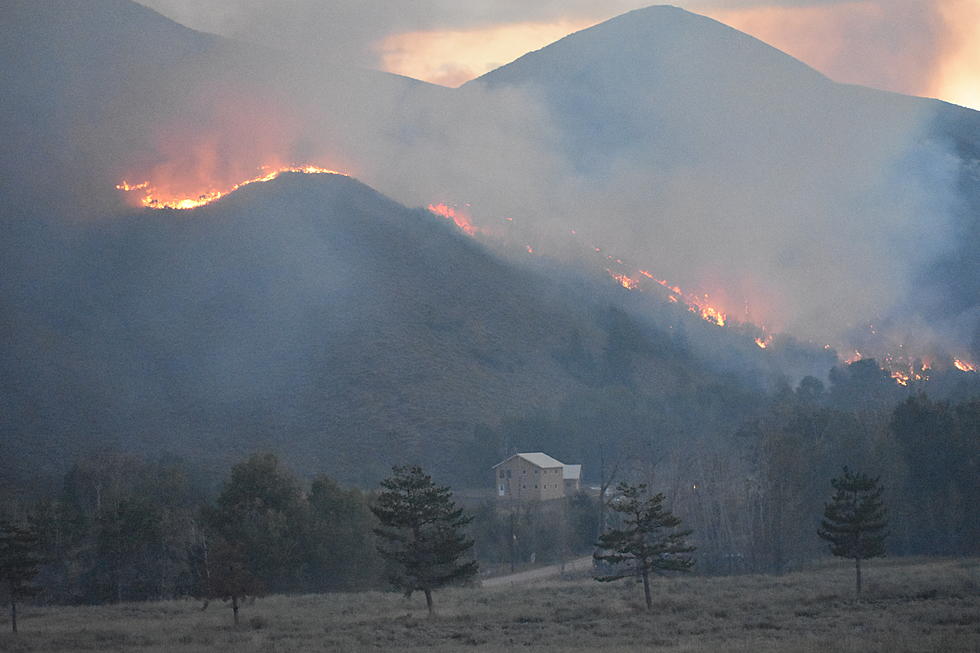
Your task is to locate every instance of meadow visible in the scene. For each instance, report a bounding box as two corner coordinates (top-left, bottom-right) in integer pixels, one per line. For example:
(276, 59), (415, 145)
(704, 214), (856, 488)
(1, 557), (977, 652)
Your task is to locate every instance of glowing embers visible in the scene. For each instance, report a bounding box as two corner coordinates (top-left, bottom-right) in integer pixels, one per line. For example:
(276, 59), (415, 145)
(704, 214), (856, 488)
(117, 165), (347, 210)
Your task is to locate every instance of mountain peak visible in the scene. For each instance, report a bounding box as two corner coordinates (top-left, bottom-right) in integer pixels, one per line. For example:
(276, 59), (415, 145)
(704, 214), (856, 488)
(470, 3), (824, 89)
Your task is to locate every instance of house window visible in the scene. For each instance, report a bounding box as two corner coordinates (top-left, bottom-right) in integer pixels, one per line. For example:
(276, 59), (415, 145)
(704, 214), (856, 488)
(498, 484), (505, 496)
(506, 470), (511, 478)
(534, 469), (538, 474)
(534, 484), (538, 489)
(499, 470), (504, 478)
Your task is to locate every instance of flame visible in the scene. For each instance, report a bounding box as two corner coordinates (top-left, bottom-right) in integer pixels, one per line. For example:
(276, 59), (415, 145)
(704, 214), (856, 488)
(891, 370), (911, 386)
(637, 271), (727, 327)
(954, 359), (977, 372)
(117, 165), (347, 210)
(427, 203), (481, 235)
(845, 351), (863, 364)
(424, 198), (967, 380)
(607, 270), (640, 290)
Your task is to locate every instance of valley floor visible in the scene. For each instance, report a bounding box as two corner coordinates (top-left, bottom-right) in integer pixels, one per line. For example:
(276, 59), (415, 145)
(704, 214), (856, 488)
(1, 558), (977, 652)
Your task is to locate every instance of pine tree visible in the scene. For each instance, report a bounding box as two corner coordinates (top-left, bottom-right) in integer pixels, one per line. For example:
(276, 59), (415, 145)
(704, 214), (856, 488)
(818, 467), (887, 595)
(0, 521), (42, 633)
(371, 465), (478, 616)
(594, 482), (695, 610)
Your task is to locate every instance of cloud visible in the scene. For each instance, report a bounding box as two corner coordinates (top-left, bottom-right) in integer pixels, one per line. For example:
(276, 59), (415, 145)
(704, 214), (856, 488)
(136, 1), (979, 109)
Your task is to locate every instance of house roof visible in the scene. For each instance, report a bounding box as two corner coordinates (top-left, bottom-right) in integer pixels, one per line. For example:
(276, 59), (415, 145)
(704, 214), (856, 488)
(563, 464), (582, 480)
(492, 452), (564, 469)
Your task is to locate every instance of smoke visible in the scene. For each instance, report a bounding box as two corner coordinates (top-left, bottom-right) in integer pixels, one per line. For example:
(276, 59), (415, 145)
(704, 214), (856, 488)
(22, 1), (976, 362)
(706, 0), (980, 110)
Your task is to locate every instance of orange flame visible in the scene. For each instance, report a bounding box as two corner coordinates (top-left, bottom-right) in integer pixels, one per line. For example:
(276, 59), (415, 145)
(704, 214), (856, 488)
(607, 270), (640, 290)
(428, 203), (480, 235)
(891, 370), (911, 386)
(954, 359), (977, 372)
(117, 165), (347, 210)
(637, 270), (727, 327)
(755, 336), (773, 350)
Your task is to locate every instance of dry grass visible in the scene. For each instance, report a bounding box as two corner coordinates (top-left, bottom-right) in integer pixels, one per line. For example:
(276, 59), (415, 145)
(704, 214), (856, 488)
(1, 557), (977, 652)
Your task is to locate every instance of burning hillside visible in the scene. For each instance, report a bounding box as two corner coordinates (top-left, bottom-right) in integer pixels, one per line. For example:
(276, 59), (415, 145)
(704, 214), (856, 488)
(428, 199), (978, 385)
(117, 165), (348, 210)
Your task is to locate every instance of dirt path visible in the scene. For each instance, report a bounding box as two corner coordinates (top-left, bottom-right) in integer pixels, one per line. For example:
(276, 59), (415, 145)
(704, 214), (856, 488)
(481, 556), (593, 587)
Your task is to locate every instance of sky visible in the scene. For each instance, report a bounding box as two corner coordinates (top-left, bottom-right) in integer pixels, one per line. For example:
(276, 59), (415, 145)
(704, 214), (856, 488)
(137, 0), (980, 110)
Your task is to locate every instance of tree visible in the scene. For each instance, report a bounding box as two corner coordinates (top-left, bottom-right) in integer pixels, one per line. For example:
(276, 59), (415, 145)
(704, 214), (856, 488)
(818, 467), (887, 595)
(204, 535), (261, 626)
(304, 475), (381, 591)
(201, 453), (306, 623)
(207, 453), (308, 593)
(0, 521), (42, 633)
(371, 465), (478, 616)
(594, 482), (695, 610)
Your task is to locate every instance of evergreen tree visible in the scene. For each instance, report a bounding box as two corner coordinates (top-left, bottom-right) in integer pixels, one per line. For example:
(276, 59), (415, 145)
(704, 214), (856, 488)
(371, 465), (478, 616)
(0, 521), (42, 633)
(818, 467), (887, 595)
(594, 482), (695, 610)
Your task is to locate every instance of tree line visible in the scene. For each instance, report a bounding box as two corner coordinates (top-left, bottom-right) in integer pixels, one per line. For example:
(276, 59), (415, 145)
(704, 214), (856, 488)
(454, 368), (979, 573)
(0, 452), (599, 613)
(0, 362), (975, 620)
(4, 454), (890, 627)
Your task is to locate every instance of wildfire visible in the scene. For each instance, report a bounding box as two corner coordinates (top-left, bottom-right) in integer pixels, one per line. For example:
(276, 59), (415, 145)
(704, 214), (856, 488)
(117, 165), (347, 210)
(954, 359), (977, 372)
(755, 335), (773, 350)
(607, 270), (640, 290)
(891, 371), (911, 386)
(845, 351), (863, 364)
(428, 203), (480, 236)
(636, 270), (727, 327)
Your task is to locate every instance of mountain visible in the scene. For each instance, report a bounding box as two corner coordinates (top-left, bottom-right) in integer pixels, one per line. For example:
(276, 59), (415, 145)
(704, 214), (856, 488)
(2, 2), (979, 491)
(467, 6), (980, 360)
(1, 172), (730, 487)
(0, 0), (444, 216)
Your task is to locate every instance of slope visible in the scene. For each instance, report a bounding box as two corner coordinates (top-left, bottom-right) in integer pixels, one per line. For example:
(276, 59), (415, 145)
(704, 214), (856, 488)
(0, 173), (717, 487)
(466, 5), (980, 362)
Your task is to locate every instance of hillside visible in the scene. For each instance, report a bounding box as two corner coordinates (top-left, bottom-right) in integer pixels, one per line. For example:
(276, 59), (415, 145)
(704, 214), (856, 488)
(0, 0), (443, 216)
(467, 5), (980, 362)
(2, 1), (979, 492)
(1, 172), (724, 487)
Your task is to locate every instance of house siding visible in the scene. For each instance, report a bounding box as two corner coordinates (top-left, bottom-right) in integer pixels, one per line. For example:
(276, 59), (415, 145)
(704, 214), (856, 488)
(494, 455), (567, 502)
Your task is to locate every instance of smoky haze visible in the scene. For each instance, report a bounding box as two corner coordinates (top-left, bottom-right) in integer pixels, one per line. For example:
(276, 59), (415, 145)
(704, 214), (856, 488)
(6, 0), (979, 363)
(202, 4), (969, 360)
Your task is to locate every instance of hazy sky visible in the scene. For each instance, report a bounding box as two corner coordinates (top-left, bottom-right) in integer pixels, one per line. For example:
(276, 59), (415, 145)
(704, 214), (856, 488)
(137, 0), (979, 109)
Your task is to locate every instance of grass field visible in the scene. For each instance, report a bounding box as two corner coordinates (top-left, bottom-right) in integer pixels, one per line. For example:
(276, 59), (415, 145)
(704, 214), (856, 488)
(1, 557), (977, 652)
